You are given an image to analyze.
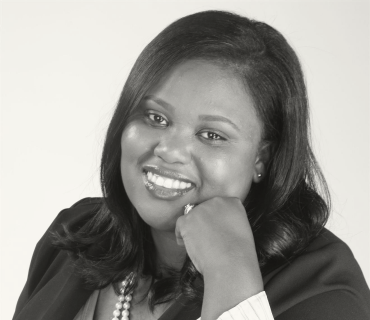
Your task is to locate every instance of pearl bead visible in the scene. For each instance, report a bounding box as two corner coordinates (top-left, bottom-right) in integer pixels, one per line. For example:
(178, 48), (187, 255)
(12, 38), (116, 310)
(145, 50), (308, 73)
(114, 273), (135, 320)
(122, 309), (130, 317)
(113, 310), (120, 317)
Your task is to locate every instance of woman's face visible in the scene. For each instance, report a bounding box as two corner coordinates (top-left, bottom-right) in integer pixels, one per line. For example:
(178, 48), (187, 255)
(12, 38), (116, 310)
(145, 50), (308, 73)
(120, 60), (264, 232)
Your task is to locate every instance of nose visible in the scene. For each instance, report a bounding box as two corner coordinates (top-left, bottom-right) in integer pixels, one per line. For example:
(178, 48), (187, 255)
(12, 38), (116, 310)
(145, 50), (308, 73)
(153, 130), (192, 164)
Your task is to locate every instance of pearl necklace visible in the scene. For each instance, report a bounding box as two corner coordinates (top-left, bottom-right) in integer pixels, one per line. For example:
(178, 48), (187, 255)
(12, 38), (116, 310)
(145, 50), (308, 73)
(113, 204), (195, 319)
(112, 273), (135, 320)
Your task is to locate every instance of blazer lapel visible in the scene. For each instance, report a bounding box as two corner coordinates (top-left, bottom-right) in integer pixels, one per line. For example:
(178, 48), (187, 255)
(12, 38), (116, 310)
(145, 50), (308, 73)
(158, 294), (202, 320)
(159, 277), (203, 320)
(14, 258), (93, 320)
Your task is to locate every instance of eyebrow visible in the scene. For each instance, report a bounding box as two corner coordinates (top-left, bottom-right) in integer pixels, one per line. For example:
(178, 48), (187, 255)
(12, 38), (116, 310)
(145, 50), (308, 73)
(144, 95), (240, 132)
(198, 115), (240, 132)
(143, 95), (175, 111)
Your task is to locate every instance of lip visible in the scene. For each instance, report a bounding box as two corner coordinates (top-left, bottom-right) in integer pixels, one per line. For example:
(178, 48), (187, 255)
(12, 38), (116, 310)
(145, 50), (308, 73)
(142, 165), (196, 200)
(143, 165), (195, 185)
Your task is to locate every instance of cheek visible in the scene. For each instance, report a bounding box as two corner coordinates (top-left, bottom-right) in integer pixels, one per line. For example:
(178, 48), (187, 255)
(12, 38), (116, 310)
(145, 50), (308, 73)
(120, 124), (150, 189)
(120, 124), (152, 211)
(199, 149), (255, 200)
(121, 124), (141, 155)
(120, 123), (152, 163)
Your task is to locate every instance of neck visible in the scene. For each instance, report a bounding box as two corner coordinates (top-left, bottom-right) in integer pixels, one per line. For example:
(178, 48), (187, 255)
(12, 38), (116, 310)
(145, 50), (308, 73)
(150, 228), (187, 273)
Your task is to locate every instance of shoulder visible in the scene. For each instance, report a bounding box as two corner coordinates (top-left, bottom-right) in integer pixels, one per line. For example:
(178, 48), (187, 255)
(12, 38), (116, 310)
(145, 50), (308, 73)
(14, 198), (103, 318)
(50, 197), (103, 231)
(264, 228), (370, 319)
(28, 197), (104, 274)
(32, 197), (103, 254)
(34, 197), (104, 262)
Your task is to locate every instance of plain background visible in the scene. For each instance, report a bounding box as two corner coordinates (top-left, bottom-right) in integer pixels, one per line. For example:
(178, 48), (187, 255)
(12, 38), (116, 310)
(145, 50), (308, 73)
(1, 1), (369, 319)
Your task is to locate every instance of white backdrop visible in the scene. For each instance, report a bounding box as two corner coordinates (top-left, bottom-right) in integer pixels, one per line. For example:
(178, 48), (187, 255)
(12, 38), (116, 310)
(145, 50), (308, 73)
(1, 1), (369, 319)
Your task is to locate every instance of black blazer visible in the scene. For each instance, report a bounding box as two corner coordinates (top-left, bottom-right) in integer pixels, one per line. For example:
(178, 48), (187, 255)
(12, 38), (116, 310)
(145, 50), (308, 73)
(13, 198), (370, 320)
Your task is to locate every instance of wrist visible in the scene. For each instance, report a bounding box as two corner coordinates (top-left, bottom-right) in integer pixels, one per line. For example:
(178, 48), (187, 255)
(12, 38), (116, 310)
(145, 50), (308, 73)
(204, 260), (263, 298)
(201, 263), (263, 320)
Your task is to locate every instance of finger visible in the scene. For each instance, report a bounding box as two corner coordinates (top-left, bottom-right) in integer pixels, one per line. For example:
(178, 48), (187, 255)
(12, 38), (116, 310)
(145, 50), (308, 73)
(175, 215), (186, 247)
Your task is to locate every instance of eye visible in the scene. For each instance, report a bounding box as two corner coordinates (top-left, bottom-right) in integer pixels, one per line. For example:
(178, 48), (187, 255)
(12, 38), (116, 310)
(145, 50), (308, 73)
(198, 131), (226, 143)
(145, 111), (168, 127)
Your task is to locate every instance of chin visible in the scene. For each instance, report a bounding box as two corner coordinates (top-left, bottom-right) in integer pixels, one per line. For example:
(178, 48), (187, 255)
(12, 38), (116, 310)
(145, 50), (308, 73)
(134, 203), (183, 232)
(142, 215), (179, 232)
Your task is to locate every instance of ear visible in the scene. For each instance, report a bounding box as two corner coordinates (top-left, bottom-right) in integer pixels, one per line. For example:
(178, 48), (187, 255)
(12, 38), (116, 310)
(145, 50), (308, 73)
(253, 141), (271, 183)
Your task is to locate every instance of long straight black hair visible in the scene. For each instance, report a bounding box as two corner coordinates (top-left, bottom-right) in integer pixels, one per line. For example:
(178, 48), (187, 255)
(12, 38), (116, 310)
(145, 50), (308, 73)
(54, 10), (330, 308)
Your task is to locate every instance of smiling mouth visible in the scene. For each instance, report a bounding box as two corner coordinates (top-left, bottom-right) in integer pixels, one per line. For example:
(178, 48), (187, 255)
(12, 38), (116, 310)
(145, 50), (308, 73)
(142, 169), (195, 199)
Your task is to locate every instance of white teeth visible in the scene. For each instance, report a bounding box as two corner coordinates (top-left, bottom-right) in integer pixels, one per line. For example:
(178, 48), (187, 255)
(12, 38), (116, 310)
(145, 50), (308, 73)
(163, 179), (173, 188)
(156, 176), (164, 187)
(179, 181), (187, 189)
(146, 171), (192, 190)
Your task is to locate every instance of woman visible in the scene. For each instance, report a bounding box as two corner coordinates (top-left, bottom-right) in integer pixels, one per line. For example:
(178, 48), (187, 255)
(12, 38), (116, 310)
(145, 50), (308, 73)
(13, 10), (370, 320)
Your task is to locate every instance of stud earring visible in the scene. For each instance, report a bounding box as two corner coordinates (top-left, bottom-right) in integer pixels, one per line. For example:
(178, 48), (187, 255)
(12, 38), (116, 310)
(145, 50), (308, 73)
(257, 173), (262, 178)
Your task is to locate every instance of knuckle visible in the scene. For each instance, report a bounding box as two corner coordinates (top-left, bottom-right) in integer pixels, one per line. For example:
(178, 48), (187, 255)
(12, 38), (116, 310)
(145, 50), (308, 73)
(211, 196), (223, 204)
(232, 197), (243, 205)
(176, 215), (185, 226)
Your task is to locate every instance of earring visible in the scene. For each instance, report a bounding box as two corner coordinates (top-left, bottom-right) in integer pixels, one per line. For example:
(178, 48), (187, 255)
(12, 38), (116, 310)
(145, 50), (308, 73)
(257, 173), (262, 178)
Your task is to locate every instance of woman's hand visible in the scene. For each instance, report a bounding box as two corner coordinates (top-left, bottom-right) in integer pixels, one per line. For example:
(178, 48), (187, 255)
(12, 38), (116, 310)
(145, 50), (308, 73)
(175, 197), (263, 320)
(175, 197), (258, 276)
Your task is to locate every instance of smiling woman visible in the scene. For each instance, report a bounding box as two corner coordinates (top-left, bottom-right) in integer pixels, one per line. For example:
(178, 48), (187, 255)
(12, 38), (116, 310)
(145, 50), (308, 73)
(121, 60), (264, 232)
(12, 9), (370, 320)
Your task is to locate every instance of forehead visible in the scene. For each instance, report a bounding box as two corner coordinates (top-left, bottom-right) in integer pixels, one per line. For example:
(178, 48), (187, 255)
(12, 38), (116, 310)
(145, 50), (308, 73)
(150, 60), (246, 105)
(146, 60), (262, 139)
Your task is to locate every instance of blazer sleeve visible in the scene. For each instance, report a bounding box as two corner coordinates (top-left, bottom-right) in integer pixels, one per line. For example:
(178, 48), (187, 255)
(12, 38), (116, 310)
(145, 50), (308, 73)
(276, 290), (370, 320)
(13, 198), (101, 320)
(264, 229), (370, 320)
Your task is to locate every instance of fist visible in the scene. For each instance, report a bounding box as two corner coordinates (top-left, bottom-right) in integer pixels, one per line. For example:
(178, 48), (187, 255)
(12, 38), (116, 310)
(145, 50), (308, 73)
(175, 197), (258, 277)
